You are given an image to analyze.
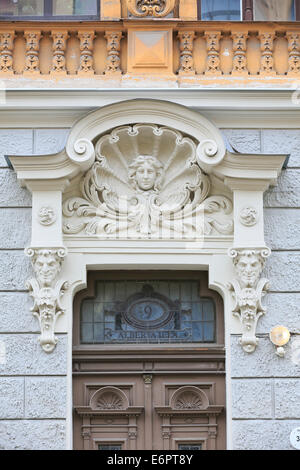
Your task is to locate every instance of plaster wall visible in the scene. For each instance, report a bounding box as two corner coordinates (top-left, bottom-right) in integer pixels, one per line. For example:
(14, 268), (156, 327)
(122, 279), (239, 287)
(0, 126), (299, 450)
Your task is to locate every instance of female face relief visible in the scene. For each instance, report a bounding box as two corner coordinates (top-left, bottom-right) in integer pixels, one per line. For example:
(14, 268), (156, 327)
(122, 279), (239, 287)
(135, 161), (157, 191)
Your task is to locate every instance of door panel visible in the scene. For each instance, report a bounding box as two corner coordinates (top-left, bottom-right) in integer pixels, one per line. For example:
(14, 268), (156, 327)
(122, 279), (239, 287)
(73, 272), (226, 450)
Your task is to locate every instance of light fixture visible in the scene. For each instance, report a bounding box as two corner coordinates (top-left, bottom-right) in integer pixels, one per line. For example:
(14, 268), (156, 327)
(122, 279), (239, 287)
(269, 325), (290, 357)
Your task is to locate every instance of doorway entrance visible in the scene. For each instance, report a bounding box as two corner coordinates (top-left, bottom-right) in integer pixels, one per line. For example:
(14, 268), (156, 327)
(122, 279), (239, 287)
(73, 272), (226, 450)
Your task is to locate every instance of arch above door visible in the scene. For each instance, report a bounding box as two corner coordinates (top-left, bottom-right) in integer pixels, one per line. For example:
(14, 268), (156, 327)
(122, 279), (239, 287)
(8, 98), (287, 357)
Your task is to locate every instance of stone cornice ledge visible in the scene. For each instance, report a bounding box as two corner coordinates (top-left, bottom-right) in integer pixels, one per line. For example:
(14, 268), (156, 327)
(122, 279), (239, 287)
(0, 89), (299, 128)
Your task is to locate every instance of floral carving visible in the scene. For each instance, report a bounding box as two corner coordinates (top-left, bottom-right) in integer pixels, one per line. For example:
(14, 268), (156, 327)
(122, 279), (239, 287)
(78, 32), (95, 74)
(259, 32), (275, 75)
(63, 124), (233, 239)
(228, 248), (271, 353)
(0, 32), (15, 73)
(232, 32), (248, 76)
(287, 32), (300, 75)
(127, 0), (175, 17)
(178, 32), (195, 75)
(104, 32), (122, 74)
(205, 32), (221, 75)
(51, 31), (69, 73)
(239, 207), (259, 227)
(38, 207), (56, 226)
(24, 31), (41, 74)
(25, 247), (68, 353)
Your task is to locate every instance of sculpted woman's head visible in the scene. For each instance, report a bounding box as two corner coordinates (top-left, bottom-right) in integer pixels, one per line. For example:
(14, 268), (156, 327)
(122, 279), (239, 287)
(128, 155), (164, 192)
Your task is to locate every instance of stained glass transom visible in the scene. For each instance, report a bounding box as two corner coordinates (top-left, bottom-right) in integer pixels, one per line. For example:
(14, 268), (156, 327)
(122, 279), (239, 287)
(80, 280), (216, 344)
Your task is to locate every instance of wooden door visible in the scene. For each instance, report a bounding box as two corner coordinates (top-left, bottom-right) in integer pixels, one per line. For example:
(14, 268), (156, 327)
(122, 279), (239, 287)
(73, 272), (226, 450)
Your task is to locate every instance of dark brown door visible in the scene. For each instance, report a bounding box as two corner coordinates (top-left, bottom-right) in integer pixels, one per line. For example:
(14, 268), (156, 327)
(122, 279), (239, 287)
(73, 272), (226, 450)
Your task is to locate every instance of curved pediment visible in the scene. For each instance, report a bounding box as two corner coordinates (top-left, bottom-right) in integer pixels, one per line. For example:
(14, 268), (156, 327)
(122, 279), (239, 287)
(62, 122), (233, 239)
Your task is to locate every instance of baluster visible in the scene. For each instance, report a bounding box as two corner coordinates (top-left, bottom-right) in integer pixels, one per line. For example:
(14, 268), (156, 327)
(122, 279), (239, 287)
(0, 31), (15, 74)
(259, 32), (275, 75)
(287, 32), (300, 76)
(24, 31), (41, 74)
(177, 31), (196, 75)
(232, 32), (248, 76)
(51, 31), (69, 74)
(205, 31), (221, 75)
(78, 31), (95, 75)
(104, 31), (122, 75)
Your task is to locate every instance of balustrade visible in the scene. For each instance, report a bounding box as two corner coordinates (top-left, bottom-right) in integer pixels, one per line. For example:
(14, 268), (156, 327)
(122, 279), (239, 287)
(0, 23), (299, 82)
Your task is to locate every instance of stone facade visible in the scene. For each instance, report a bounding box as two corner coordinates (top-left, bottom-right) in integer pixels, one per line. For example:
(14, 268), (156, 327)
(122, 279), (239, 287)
(0, 126), (299, 450)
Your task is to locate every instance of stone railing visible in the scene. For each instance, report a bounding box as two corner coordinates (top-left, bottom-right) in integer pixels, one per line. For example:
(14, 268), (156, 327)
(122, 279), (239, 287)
(0, 22), (299, 85)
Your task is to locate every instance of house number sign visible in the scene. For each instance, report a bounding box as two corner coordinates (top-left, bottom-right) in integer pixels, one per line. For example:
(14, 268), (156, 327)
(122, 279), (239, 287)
(290, 428), (300, 450)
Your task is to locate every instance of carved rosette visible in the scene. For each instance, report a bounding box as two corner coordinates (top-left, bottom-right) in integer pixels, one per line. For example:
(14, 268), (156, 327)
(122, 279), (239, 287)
(228, 248), (271, 353)
(104, 32), (122, 75)
(78, 31), (95, 75)
(25, 247), (68, 353)
(232, 32), (248, 76)
(287, 32), (300, 76)
(0, 32), (15, 73)
(24, 31), (41, 74)
(239, 207), (259, 227)
(205, 32), (221, 75)
(127, 0), (175, 17)
(259, 32), (275, 75)
(177, 32), (196, 75)
(51, 31), (69, 73)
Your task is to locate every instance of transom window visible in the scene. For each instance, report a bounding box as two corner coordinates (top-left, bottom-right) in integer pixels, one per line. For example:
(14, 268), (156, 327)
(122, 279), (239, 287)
(198, 0), (300, 21)
(0, 0), (99, 20)
(80, 280), (216, 345)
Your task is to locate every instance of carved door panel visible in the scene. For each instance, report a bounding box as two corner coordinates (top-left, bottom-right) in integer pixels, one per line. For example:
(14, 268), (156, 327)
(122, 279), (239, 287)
(73, 272), (226, 450)
(73, 370), (226, 450)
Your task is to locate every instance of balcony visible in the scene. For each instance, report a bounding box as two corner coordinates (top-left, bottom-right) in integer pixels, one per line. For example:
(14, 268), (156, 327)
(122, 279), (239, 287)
(0, 19), (299, 88)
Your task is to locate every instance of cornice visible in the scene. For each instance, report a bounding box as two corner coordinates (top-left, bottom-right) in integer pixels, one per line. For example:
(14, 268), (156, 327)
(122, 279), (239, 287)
(0, 89), (299, 128)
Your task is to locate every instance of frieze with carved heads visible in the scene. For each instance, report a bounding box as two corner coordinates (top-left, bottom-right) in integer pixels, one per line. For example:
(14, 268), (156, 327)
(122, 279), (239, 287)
(25, 247), (68, 353)
(228, 247), (271, 353)
(63, 124), (233, 240)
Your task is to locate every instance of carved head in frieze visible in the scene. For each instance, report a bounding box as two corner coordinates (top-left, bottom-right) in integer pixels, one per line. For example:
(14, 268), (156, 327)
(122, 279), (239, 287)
(128, 155), (164, 192)
(233, 250), (265, 288)
(33, 249), (62, 287)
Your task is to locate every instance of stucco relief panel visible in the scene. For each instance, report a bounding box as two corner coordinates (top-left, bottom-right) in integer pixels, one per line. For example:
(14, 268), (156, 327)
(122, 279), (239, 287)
(62, 124), (234, 240)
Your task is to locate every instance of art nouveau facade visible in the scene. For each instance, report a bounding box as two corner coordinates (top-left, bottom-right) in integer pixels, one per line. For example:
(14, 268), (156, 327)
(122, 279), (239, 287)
(0, 0), (300, 451)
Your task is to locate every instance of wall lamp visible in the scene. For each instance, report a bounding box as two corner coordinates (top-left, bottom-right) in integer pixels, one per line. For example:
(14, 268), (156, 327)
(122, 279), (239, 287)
(269, 325), (290, 357)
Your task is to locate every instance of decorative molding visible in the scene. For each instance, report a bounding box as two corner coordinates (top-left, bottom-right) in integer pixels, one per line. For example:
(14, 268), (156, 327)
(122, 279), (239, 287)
(143, 374), (153, 384)
(78, 31), (95, 75)
(170, 386), (209, 410)
(232, 32), (248, 76)
(90, 387), (129, 410)
(63, 124), (233, 239)
(104, 32), (122, 75)
(228, 247), (271, 353)
(259, 32), (275, 75)
(287, 32), (300, 76)
(177, 32), (196, 75)
(126, 0), (175, 17)
(239, 207), (259, 227)
(25, 247), (68, 353)
(0, 32), (15, 73)
(24, 31), (41, 74)
(51, 31), (69, 74)
(38, 207), (57, 226)
(205, 32), (221, 76)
